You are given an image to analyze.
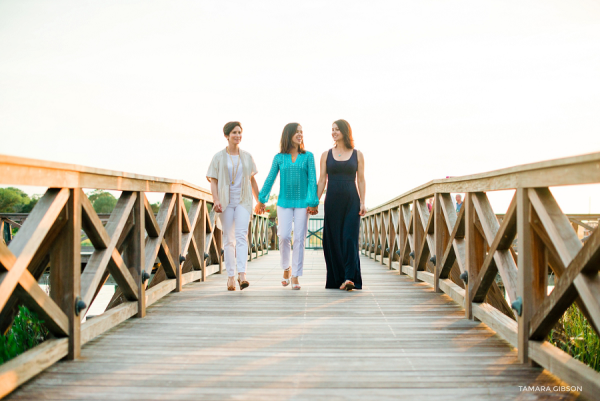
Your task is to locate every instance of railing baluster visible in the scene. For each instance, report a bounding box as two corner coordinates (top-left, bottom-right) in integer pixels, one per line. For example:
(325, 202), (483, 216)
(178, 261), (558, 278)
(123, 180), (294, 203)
(133, 191), (146, 318)
(516, 187), (532, 364)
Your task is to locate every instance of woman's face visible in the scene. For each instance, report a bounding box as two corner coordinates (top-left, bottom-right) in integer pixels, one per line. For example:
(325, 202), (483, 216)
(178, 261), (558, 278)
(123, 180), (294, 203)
(332, 123), (343, 143)
(292, 125), (303, 147)
(227, 126), (242, 145)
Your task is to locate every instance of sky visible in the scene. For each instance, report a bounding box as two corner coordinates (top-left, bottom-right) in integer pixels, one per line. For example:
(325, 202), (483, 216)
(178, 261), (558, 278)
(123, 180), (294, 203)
(1, 0), (600, 213)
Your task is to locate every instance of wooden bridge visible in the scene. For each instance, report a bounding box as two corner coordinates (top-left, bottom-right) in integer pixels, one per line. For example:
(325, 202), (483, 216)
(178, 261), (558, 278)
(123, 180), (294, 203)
(1, 153), (599, 400)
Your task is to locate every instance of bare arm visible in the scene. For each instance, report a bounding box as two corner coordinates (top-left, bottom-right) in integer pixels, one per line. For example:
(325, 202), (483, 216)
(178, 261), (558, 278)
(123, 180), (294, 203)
(210, 178), (223, 213)
(317, 151), (328, 200)
(251, 175), (260, 203)
(357, 150), (367, 216)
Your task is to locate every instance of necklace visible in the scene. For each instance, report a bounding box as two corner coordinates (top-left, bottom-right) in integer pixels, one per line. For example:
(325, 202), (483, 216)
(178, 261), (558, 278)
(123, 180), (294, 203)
(226, 147), (241, 185)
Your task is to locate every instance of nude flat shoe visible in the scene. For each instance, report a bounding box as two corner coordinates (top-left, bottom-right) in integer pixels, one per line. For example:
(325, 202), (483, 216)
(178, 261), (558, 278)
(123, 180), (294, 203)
(227, 277), (236, 291)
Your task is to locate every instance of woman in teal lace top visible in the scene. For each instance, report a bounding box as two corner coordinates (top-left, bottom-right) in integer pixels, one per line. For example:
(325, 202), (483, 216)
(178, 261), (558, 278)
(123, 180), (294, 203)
(256, 123), (319, 290)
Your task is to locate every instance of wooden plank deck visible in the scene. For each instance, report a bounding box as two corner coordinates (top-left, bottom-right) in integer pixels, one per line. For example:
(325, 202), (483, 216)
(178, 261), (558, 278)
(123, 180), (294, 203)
(7, 251), (576, 400)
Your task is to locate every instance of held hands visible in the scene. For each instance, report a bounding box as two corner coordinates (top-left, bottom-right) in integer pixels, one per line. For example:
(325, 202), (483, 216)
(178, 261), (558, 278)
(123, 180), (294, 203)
(307, 206), (319, 216)
(255, 202), (266, 215)
(359, 203), (367, 216)
(213, 200), (223, 213)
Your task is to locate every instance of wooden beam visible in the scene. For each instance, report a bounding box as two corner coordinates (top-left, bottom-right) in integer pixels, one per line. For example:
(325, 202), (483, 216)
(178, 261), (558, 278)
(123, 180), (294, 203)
(143, 193), (175, 275)
(439, 206), (465, 278)
(470, 194), (518, 304)
(530, 225), (600, 339)
(0, 243), (68, 337)
(0, 188), (69, 311)
(0, 338), (68, 399)
(516, 187), (533, 364)
(529, 187), (600, 335)
(80, 192), (137, 310)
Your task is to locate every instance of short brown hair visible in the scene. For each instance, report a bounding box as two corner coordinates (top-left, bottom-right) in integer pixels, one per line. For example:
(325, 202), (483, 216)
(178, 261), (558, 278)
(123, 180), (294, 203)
(334, 119), (354, 149)
(223, 121), (242, 136)
(279, 122), (306, 154)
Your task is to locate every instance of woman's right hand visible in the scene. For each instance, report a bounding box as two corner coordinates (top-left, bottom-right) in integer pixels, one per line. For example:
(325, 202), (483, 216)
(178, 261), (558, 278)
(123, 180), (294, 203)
(255, 202), (265, 214)
(213, 200), (223, 213)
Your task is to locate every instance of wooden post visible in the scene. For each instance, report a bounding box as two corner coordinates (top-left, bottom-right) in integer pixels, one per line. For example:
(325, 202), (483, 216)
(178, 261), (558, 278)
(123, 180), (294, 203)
(398, 205), (406, 274)
(215, 225), (223, 274)
(167, 193), (183, 292)
(434, 193), (443, 293)
(517, 187), (532, 364)
(387, 209), (395, 270)
(413, 201), (420, 282)
(197, 200), (207, 282)
(463, 192), (486, 319)
(50, 189), (81, 360)
(134, 192), (146, 317)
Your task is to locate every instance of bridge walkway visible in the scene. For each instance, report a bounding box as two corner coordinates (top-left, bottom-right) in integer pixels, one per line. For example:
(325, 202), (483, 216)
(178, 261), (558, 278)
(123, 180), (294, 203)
(7, 251), (570, 400)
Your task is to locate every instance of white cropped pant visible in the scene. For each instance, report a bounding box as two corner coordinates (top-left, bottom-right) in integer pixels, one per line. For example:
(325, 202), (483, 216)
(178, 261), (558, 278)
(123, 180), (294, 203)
(277, 206), (308, 277)
(221, 201), (251, 277)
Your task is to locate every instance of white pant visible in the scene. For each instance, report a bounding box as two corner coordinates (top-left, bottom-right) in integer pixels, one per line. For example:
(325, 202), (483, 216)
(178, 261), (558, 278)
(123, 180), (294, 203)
(222, 201), (251, 277)
(277, 206), (308, 277)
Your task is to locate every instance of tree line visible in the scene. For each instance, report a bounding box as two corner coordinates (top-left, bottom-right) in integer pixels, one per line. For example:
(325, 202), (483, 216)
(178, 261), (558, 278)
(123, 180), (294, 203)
(0, 188), (204, 216)
(0, 188), (163, 214)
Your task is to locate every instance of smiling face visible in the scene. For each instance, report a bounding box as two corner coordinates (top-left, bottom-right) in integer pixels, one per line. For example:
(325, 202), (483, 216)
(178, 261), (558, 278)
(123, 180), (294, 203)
(226, 125), (242, 146)
(292, 125), (303, 148)
(332, 123), (343, 143)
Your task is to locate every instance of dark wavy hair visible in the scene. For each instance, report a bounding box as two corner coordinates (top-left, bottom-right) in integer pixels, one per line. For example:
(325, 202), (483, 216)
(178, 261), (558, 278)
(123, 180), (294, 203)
(279, 122), (306, 154)
(223, 121), (242, 136)
(334, 119), (354, 149)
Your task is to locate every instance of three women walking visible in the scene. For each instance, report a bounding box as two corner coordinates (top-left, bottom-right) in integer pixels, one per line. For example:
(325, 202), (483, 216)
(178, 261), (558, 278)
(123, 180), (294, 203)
(208, 120), (365, 292)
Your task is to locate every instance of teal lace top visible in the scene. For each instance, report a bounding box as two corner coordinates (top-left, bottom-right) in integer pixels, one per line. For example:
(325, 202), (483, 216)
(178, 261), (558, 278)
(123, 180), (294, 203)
(259, 152), (319, 208)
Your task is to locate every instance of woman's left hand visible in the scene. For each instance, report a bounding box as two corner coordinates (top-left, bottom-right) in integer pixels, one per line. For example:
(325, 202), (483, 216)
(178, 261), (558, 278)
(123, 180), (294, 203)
(359, 203), (367, 216)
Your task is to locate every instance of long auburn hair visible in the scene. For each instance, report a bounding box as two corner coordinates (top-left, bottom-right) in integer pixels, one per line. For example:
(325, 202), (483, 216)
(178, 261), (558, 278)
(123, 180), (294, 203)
(334, 119), (354, 149)
(279, 123), (306, 154)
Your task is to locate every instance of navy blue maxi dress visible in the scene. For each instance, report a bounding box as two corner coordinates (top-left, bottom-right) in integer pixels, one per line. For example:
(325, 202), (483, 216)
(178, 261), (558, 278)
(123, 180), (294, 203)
(323, 149), (363, 289)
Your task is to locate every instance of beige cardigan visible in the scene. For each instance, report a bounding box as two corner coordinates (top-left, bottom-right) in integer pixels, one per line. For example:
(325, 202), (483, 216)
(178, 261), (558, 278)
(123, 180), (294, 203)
(206, 148), (258, 218)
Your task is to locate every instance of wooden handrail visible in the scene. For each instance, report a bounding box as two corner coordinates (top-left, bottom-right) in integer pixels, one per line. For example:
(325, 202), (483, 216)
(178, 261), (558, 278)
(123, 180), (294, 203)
(0, 154), (212, 200)
(0, 154), (270, 398)
(360, 151), (600, 399)
(365, 151), (600, 216)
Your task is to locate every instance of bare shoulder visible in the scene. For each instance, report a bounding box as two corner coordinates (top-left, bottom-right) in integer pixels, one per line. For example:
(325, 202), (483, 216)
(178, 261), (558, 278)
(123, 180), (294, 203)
(355, 149), (364, 161)
(320, 150), (329, 161)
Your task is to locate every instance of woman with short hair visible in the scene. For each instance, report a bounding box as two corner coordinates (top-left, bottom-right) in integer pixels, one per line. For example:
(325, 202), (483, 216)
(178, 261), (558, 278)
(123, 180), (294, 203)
(317, 119), (366, 291)
(256, 123), (319, 290)
(207, 121), (260, 291)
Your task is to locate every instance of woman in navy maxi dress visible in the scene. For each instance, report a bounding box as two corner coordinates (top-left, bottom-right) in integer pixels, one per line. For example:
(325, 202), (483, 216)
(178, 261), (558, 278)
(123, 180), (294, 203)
(317, 119), (366, 291)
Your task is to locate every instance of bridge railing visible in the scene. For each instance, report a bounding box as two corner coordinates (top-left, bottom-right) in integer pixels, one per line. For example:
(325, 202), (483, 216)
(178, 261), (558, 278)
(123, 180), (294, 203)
(361, 152), (600, 398)
(0, 154), (269, 398)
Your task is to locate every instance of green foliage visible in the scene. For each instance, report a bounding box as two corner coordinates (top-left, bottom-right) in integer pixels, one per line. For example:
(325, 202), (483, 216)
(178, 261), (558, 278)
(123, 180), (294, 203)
(0, 306), (50, 364)
(88, 190), (117, 214)
(183, 198), (192, 213)
(548, 304), (600, 372)
(19, 194), (40, 213)
(150, 202), (161, 214)
(265, 194), (278, 219)
(0, 187), (31, 213)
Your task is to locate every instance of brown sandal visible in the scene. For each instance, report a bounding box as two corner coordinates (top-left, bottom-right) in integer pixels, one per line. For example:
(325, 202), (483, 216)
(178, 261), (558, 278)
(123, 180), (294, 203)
(238, 277), (250, 290)
(341, 280), (355, 291)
